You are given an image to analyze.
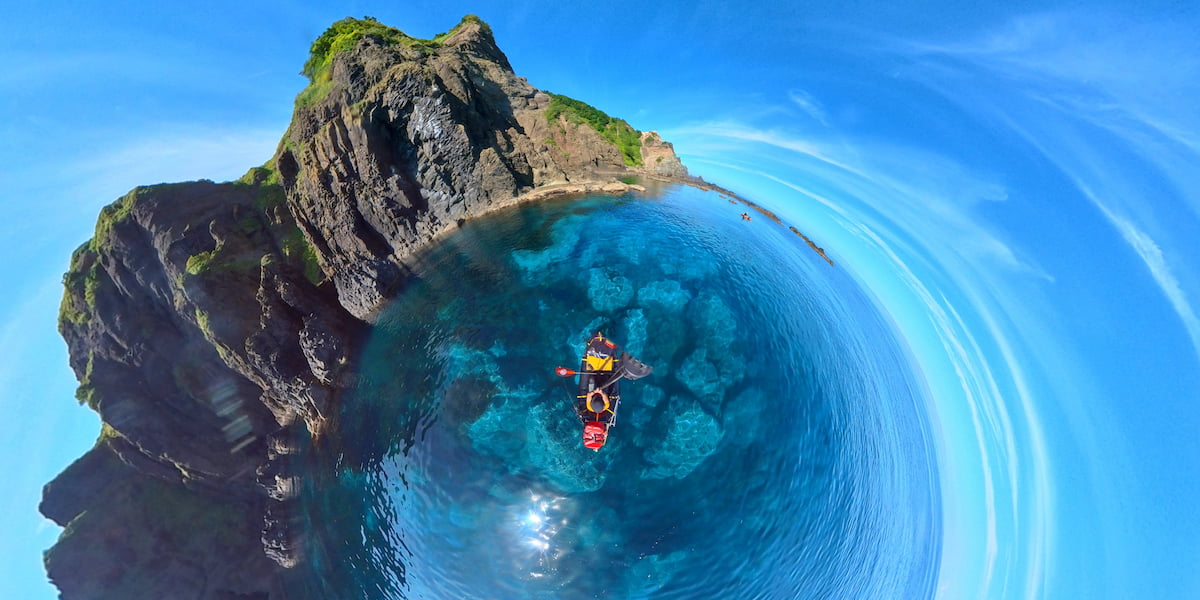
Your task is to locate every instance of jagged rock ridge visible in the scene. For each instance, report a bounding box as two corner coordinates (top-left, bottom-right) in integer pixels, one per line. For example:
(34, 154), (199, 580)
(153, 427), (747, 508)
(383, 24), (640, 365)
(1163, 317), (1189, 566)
(41, 15), (688, 600)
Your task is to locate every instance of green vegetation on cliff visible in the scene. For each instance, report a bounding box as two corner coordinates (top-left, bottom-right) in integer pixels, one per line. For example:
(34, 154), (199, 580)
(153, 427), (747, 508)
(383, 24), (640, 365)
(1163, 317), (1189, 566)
(58, 250), (92, 327)
(75, 354), (96, 409)
(97, 422), (121, 443)
(281, 228), (323, 286)
(60, 173), (326, 351)
(239, 163), (281, 187)
(58, 186), (139, 329)
(546, 93), (643, 167)
(297, 15), (489, 107)
(59, 188), (141, 326)
(93, 190), (136, 243)
(236, 167), (324, 285)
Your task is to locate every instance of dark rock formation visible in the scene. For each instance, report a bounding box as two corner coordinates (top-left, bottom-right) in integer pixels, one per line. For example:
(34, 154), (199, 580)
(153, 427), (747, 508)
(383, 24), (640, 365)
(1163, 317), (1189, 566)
(42, 439), (283, 599)
(46, 174), (354, 597)
(278, 16), (685, 320)
(42, 15), (687, 599)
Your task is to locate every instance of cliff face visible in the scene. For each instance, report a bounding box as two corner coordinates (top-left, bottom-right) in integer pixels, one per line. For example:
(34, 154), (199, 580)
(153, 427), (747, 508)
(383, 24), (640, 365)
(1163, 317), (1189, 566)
(42, 15), (687, 599)
(46, 175), (357, 597)
(278, 17), (685, 320)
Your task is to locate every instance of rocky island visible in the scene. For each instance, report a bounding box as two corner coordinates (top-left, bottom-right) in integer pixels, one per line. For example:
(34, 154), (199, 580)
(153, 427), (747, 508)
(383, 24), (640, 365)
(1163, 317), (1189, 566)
(41, 15), (690, 599)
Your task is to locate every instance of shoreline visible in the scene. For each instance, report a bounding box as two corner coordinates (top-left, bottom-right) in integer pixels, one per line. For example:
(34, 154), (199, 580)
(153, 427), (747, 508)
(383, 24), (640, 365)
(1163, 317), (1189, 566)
(665, 175), (836, 267)
(431, 173), (836, 268)
(409, 179), (649, 267)
(382, 172), (835, 324)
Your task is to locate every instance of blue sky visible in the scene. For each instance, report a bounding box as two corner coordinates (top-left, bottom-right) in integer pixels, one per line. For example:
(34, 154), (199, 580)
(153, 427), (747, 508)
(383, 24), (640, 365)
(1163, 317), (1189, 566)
(3, 1), (1198, 598)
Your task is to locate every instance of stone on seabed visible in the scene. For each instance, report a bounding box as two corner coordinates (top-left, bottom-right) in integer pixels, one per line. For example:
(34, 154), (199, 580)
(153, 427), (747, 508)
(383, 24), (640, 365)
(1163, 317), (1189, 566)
(641, 399), (723, 480)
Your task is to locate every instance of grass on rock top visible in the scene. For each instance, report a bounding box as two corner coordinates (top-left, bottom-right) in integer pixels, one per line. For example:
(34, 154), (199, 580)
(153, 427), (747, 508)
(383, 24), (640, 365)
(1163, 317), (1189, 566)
(294, 16), (645, 168)
(296, 15), (488, 108)
(546, 93), (643, 167)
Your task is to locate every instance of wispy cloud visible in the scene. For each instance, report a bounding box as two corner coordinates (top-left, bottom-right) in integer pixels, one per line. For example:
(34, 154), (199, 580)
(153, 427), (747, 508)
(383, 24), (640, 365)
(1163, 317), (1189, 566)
(844, 209), (1054, 600)
(1095, 203), (1200, 357)
(0, 124), (284, 328)
(900, 9), (1200, 363)
(686, 154), (1054, 597)
(6, 125), (283, 217)
(787, 89), (830, 127)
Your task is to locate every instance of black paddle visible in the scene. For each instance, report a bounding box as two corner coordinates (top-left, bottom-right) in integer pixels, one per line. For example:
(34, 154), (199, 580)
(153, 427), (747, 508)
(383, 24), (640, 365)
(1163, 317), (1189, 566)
(594, 352), (653, 389)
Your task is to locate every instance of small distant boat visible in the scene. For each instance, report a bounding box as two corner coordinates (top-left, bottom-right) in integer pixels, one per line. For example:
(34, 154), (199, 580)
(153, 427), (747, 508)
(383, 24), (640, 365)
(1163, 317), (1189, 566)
(555, 332), (652, 451)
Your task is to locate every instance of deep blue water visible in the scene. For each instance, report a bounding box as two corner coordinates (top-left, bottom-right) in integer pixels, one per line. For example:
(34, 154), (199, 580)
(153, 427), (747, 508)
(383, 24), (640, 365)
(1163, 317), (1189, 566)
(291, 184), (940, 599)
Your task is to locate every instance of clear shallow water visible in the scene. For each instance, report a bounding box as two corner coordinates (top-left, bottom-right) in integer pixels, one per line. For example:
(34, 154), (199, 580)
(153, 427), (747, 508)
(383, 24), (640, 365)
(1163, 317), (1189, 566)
(290, 184), (940, 599)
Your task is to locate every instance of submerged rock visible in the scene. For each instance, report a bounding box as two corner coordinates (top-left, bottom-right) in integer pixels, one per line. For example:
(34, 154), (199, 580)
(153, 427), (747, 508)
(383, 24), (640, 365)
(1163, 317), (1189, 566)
(723, 386), (765, 447)
(587, 268), (636, 313)
(623, 550), (689, 598)
(511, 214), (587, 277)
(636, 279), (692, 314)
(641, 399), (723, 480)
(690, 293), (738, 353)
(676, 347), (725, 411)
(659, 253), (717, 282)
(467, 391), (607, 493)
(637, 383), (667, 409)
(442, 376), (499, 425)
(618, 308), (648, 357)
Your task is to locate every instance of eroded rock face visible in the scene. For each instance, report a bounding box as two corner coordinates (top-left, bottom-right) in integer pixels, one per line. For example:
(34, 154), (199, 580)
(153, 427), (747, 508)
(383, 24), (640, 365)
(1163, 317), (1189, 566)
(43, 15), (688, 600)
(278, 19), (685, 320)
(640, 131), (689, 179)
(50, 175), (359, 597)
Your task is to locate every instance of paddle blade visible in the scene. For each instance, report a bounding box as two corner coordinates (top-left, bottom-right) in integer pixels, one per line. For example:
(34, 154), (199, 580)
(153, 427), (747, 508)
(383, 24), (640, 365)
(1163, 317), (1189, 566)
(619, 353), (653, 380)
(555, 366), (577, 377)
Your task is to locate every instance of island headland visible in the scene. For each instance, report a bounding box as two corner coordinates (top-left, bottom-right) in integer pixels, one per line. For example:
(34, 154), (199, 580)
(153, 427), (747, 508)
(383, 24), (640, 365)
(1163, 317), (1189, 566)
(40, 15), (822, 599)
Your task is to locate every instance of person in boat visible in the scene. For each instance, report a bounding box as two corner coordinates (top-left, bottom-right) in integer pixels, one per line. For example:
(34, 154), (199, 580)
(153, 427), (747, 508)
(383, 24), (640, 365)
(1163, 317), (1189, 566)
(574, 333), (620, 451)
(557, 332), (652, 451)
(741, 212), (752, 221)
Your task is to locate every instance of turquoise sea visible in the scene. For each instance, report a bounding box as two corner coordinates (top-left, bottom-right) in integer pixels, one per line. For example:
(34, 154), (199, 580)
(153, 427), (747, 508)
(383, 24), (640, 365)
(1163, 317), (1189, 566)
(4, 3), (1196, 598)
(287, 184), (940, 598)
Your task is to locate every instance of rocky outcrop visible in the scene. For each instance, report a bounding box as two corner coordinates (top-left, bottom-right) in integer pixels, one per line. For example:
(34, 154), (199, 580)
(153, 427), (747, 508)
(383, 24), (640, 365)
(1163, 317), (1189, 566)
(42, 15), (688, 600)
(277, 17), (685, 320)
(47, 172), (358, 597)
(41, 439), (284, 599)
(640, 131), (689, 179)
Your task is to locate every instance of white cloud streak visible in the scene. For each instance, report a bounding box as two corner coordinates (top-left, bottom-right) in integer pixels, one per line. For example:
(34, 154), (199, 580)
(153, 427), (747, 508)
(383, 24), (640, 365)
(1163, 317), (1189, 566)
(72, 127), (282, 189)
(901, 9), (1200, 363)
(1094, 203), (1200, 358)
(672, 7), (1195, 600)
(787, 89), (830, 127)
